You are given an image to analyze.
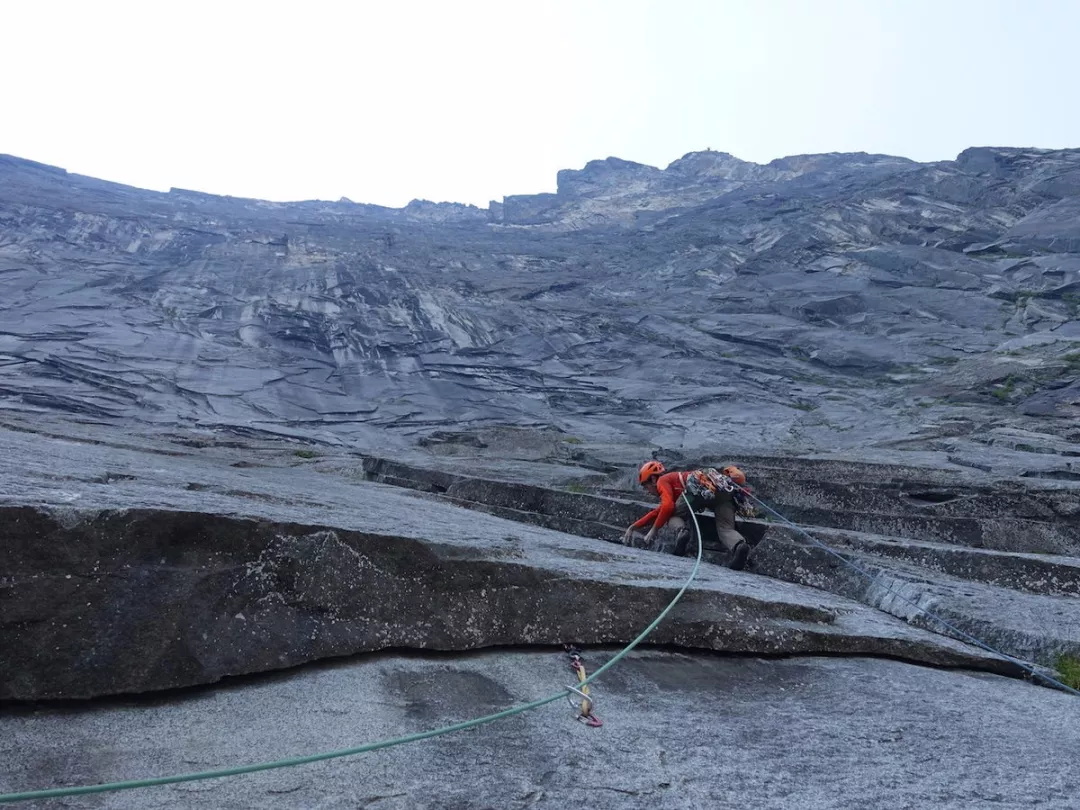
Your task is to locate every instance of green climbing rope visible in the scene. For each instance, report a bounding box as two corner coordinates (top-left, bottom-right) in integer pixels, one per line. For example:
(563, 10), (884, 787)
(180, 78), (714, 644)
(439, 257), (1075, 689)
(0, 498), (706, 805)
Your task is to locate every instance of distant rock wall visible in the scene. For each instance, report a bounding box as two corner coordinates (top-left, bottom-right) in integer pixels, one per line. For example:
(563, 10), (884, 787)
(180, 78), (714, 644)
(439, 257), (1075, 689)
(1, 147), (1078, 466)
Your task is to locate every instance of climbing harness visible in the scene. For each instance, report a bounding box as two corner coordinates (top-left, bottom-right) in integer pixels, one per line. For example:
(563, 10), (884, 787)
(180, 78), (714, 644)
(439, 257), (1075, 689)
(0, 494), (706, 805)
(564, 645), (603, 727)
(682, 469), (756, 517)
(682, 467), (735, 501)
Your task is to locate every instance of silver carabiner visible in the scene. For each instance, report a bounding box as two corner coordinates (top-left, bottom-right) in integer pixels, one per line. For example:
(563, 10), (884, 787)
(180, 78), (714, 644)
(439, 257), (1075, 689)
(565, 683), (594, 710)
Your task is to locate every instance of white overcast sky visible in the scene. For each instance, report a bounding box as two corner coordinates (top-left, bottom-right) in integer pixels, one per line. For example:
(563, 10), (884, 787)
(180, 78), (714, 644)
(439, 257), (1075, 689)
(3, 0), (1078, 207)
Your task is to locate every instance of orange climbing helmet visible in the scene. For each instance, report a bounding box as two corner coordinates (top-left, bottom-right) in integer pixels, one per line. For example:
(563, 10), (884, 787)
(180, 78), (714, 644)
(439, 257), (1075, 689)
(721, 465), (746, 486)
(638, 460), (665, 485)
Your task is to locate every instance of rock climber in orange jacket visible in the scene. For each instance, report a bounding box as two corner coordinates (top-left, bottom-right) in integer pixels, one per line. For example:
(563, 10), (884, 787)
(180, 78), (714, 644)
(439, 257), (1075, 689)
(623, 460), (751, 570)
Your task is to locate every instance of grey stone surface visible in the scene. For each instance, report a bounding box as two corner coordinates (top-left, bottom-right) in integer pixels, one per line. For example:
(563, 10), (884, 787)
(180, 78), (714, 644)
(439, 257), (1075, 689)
(0, 418), (1018, 700)
(1, 148), (1079, 470)
(1, 650), (1077, 809)
(352, 446), (1080, 672)
(750, 533), (1080, 667)
(764, 524), (1080, 597)
(3, 145), (1080, 805)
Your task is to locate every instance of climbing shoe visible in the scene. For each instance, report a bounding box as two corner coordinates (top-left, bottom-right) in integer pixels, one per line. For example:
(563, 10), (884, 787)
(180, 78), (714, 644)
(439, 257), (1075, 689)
(728, 540), (750, 571)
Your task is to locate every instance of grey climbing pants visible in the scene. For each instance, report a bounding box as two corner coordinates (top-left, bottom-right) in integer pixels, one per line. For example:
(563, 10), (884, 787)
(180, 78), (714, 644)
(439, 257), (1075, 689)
(673, 490), (747, 554)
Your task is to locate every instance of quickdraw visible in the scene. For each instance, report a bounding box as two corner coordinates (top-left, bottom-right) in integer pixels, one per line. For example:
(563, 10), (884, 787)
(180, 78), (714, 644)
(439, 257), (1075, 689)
(704, 468), (737, 493)
(564, 645), (603, 727)
(684, 468), (736, 501)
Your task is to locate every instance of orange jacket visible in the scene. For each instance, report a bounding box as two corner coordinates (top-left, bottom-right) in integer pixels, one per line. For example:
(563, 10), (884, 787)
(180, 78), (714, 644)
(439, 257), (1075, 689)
(631, 470), (690, 531)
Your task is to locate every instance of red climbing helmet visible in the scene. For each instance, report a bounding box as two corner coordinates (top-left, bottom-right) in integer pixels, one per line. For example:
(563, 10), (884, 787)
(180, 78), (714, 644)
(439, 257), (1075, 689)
(638, 460), (665, 485)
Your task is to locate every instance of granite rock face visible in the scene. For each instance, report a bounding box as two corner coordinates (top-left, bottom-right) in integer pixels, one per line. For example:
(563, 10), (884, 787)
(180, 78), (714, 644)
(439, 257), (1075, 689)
(4, 652), (1078, 810)
(360, 445), (1080, 676)
(1, 148), (1078, 475)
(3, 147), (1080, 806)
(0, 418), (1024, 701)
